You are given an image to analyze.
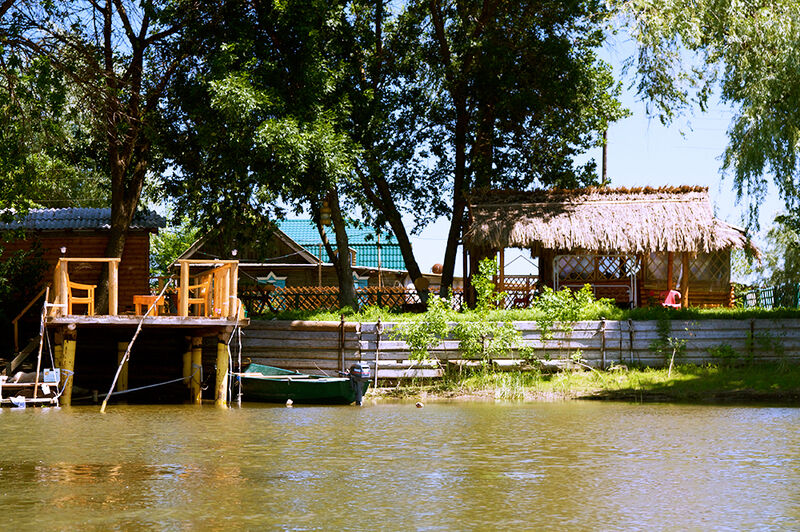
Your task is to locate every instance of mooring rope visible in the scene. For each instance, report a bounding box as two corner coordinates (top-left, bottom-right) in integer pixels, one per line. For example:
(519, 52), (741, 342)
(100, 278), (175, 413)
(73, 367), (200, 402)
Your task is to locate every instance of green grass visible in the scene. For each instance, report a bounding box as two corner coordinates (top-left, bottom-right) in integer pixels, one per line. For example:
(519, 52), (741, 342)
(374, 363), (800, 403)
(253, 304), (800, 322)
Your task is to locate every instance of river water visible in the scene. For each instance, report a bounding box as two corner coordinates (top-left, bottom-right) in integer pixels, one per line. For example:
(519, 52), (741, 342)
(2, 400), (799, 531)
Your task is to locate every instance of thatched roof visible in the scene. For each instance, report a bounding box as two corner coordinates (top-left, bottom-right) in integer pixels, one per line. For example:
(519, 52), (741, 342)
(464, 186), (758, 255)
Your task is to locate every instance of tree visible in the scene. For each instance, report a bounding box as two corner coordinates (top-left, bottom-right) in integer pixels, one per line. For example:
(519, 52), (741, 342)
(736, 215), (800, 287)
(398, 0), (628, 294)
(0, 54), (108, 215)
(162, 0), (362, 309)
(149, 216), (198, 279)
(344, 0), (436, 299)
(615, 0), (800, 227)
(2, 1), (198, 309)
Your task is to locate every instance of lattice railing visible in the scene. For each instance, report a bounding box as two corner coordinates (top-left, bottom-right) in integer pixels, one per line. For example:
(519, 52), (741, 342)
(646, 252), (668, 283)
(492, 275), (539, 309)
(690, 250), (729, 289)
(240, 286), (464, 314)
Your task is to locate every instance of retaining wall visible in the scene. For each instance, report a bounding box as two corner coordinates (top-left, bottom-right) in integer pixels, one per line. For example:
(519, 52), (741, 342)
(238, 319), (800, 379)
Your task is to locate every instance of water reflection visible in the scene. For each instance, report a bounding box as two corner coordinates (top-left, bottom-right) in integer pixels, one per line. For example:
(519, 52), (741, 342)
(0, 402), (799, 530)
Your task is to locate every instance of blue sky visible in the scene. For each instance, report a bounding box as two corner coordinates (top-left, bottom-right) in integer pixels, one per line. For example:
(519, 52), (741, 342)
(408, 34), (782, 279)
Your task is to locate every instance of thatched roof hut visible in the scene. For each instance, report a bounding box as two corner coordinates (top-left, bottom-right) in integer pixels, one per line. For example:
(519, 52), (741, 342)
(464, 186), (757, 256)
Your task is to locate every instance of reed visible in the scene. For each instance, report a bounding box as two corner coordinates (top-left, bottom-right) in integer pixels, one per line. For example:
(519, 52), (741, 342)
(371, 363), (800, 403)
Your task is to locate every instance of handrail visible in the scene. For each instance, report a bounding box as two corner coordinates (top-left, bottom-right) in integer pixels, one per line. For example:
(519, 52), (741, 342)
(177, 259), (239, 318)
(12, 284), (50, 353)
(53, 258), (120, 316)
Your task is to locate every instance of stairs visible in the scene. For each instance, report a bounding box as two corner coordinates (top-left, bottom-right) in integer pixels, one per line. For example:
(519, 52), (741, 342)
(4, 337), (40, 376)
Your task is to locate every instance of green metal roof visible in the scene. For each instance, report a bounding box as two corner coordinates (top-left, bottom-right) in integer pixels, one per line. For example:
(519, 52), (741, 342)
(277, 219), (405, 270)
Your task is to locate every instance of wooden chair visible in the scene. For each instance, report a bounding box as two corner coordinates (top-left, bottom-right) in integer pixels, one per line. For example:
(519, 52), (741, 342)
(185, 277), (211, 316)
(68, 281), (96, 315)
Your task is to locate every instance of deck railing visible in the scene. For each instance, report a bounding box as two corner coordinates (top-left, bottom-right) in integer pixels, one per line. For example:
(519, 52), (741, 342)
(50, 258), (120, 317)
(46, 257), (243, 320)
(177, 259), (240, 318)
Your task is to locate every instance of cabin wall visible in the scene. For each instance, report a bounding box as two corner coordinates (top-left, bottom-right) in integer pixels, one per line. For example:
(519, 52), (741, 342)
(1, 230), (152, 312)
(641, 250), (732, 307)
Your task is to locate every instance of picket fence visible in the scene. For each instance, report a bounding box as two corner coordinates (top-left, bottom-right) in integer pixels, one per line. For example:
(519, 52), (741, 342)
(236, 319), (800, 381)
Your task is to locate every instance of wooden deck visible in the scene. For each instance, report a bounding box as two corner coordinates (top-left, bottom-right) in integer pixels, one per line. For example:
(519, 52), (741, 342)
(47, 315), (249, 329)
(31, 257), (250, 407)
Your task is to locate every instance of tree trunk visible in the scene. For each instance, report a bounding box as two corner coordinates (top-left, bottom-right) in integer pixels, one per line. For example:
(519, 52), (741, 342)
(439, 105), (469, 295)
(359, 169), (429, 303)
(316, 188), (358, 311)
(95, 153), (147, 313)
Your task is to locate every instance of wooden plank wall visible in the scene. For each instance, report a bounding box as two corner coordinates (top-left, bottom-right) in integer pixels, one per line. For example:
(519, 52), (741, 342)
(239, 319), (800, 379)
(238, 320), (361, 375)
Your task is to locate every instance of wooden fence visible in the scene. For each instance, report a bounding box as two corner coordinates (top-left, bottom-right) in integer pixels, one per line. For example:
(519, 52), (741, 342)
(239, 286), (464, 314)
(235, 319), (800, 381)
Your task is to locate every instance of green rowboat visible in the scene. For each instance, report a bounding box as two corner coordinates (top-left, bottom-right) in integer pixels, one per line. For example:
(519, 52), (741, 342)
(236, 363), (370, 405)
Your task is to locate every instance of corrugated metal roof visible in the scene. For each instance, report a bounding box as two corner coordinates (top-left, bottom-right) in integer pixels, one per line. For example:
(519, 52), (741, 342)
(277, 219), (405, 270)
(0, 208), (166, 231)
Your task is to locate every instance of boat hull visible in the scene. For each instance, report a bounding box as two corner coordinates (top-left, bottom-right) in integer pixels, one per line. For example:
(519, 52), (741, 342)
(239, 364), (370, 405)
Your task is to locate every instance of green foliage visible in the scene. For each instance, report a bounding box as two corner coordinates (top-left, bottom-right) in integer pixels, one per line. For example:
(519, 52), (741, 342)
(0, 56), (108, 211)
(162, 0), (359, 238)
(451, 319), (523, 361)
(531, 284), (615, 339)
(390, 289), (531, 363)
(615, 0), (800, 227)
(757, 215), (800, 286)
(707, 344), (739, 367)
(648, 315), (689, 376)
(0, 243), (47, 346)
(149, 217), (200, 278)
(390, 295), (454, 362)
(472, 257), (506, 311)
(417, 363), (800, 402)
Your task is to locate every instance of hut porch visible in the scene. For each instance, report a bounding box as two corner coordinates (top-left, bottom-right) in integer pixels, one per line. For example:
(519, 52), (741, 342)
(465, 187), (758, 309)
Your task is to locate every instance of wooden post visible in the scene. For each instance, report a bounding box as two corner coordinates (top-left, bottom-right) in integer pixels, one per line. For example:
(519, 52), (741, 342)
(667, 252), (674, 291)
(681, 252), (690, 308)
(600, 320), (607, 370)
(108, 260), (119, 316)
(221, 268), (230, 317)
(339, 314), (346, 372)
(61, 334), (77, 406)
(54, 337), (63, 370)
(215, 335), (229, 407)
(190, 336), (202, 404)
(180, 261), (190, 317)
(116, 342), (129, 393)
(182, 336), (192, 387)
(229, 262), (239, 319)
(59, 260), (69, 317)
(498, 248), (505, 293)
(374, 320), (381, 388)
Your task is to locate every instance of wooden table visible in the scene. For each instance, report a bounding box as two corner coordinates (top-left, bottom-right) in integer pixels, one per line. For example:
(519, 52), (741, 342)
(133, 295), (165, 316)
